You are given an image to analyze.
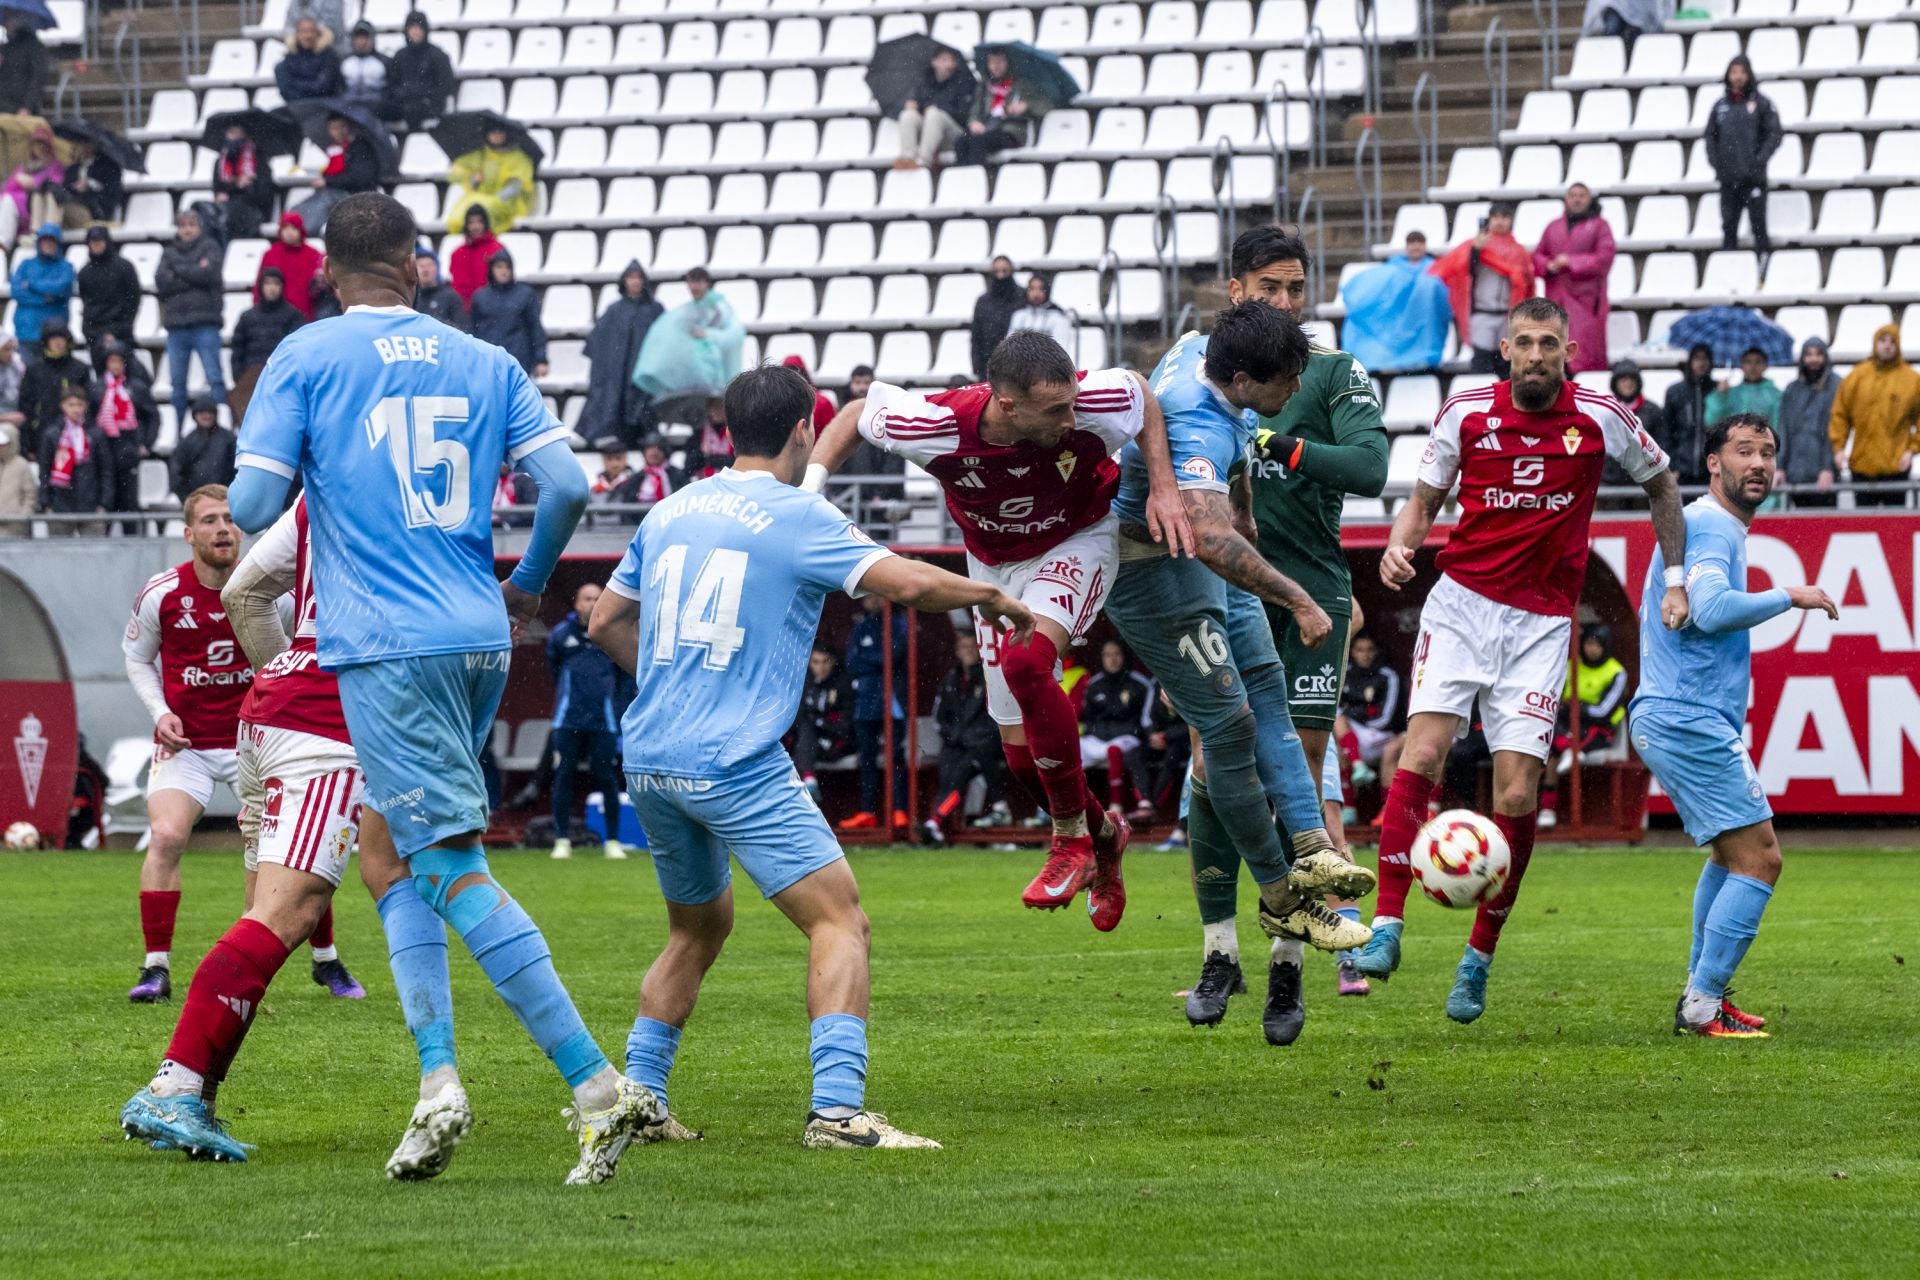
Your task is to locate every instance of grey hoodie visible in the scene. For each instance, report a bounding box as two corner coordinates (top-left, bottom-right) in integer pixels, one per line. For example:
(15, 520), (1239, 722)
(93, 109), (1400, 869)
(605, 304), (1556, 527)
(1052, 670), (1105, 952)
(1776, 337), (1838, 485)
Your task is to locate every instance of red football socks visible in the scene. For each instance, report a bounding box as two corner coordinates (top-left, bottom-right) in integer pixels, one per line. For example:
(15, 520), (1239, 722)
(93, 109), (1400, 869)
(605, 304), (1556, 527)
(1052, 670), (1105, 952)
(1105, 745), (1127, 809)
(163, 918), (291, 1079)
(309, 905), (335, 950)
(139, 890), (181, 955)
(1373, 771), (1437, 920)
(1469, 811), (1539, 956)
(997, 633), (1088, 821)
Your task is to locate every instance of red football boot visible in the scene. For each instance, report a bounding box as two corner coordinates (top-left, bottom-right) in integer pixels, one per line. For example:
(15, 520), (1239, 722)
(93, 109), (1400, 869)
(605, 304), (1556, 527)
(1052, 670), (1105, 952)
(1721, 988), (1767, 1030)
(1086, 808), (1130, 932)
(1021, 834), (1095, 910)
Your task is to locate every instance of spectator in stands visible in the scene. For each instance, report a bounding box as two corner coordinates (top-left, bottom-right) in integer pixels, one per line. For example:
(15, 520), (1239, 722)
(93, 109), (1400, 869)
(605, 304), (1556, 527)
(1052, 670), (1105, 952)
(579, 261), (660, 449)
(1829, 323), (1920, 507)
(492, 460), (537, 526)
(1658, 342), (1715, 486)
(923, 631), (1006, 843)
(444, 124), (536, 236)
(0, 335), (23, 434)
(968, 255), (1022, 379)
(169, 394), (232, 498)
(1580, 0), (1669, 55)
(1336, 633), (1404, 793)
(844, 364), (874, 404)
(18, 323), (87, 456)
(1532, 183), (1616, 373)
(545, 581), (634, 861)
(258, 211), (324, 320)
(289, 112), (379, 236)
(283, 0), (344, 47)
(339, 21), (389, 110)
(78, 227), (139, 356)
(839, 593), (908, 833)
(632, 267), (746, 404)
(782, 354), (838, 429)
(1539, 623), (1630, 828)
(1078, 640), (1155, 819)
(0, 127), (63, 249)
(412, 245), (467, 330)
(1604, 361), (1665, 499)
(155, 209), (227, 433)
(89, 342), (156, 523)
(630, 439), (683, 503)
(36, 389), (109, 532)
(0, 11), (49, 116)
(469, 249), (548, 377)
(1777, 336), (1838, 506)
(0, 425), (33, 536)
(589, 446), (636, 504)
(687, 397), (734, 477)
(229, 268), (304, 418)
(276, 19), (346, 104)
(1396, 230), (1432, 269)
(1704, 55), (1782, 262)
(308, 269), (342, 321)
(449, 205), (502, 306)
(792, 645), (854, 802)
(1344, 232), (1452, 372)
(955, 50), (1039, 166)
(383, 11), (457, 131)
(1008, 273), (1076, 353)
(1431, 201), (1533, 375)
(60, 137), (124, 225)
(211, 123), (276, 241)
(10, 224), (73, 356)
(893, 46), (973, 171)
(1705, 346), (1782, 432)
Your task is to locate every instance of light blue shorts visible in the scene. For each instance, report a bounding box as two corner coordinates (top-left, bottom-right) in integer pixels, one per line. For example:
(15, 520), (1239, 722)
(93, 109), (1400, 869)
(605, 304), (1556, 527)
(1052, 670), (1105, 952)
(336, 650), (509, 858)
(1630, 700), (1773, 847)
(1105, 554), (1244, 734)
(627, 749), (845, 906)
(1223, 585), (1281, 673)
(1320, 737), (1344, 806)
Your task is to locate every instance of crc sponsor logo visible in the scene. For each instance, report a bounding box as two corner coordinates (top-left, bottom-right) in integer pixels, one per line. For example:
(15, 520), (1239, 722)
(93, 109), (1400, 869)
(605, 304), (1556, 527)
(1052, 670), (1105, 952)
(1035, 555), (1085, 588)
(1293, 663), (1340, 702)
(1525, 689), (1562, 718)
(1482, 488), (1574, 511)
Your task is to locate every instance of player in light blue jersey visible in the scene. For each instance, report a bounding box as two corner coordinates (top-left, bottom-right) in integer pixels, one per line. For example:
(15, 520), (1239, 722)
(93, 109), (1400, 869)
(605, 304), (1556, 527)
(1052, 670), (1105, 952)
(1106, 300), (1374, 1047)
(588, 364), (1033, 1150)
(1630, 413), (1837, 1040)
(223, 194), (658, 1184)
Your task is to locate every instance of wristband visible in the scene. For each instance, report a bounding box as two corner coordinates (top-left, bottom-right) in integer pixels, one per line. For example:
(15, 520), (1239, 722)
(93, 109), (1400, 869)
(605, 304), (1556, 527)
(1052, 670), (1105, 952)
(801, 463), (829, 493)
(1663, 566), (1685, 589)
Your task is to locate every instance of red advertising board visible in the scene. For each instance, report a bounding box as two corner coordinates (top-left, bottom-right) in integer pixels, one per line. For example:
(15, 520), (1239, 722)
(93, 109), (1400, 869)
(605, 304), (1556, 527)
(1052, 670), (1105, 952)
(0, 680), (77, 838)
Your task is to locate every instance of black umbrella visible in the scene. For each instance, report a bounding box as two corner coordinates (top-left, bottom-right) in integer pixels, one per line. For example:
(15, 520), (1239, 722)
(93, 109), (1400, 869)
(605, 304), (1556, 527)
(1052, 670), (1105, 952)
(282, 98), (398, 178)
(429, 110), (545, 168)
(865, 34), (973, 118)
(52, 119), (144, 173)
(198, 108), (303, 162)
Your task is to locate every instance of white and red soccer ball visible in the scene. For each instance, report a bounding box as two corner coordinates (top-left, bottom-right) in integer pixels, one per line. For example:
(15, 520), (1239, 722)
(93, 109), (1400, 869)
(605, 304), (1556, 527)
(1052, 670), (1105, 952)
(3, 821), (40, 851)
(1410, 810), (1511, 908)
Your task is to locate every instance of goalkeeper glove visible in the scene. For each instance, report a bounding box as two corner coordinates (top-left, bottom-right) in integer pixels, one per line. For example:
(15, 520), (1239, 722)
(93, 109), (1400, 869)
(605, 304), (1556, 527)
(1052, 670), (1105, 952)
(1255, 428), (1305, 469)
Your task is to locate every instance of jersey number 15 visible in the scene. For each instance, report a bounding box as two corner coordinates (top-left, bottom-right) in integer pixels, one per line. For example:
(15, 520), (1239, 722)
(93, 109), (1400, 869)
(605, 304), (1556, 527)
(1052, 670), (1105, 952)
(366, 396), (472, 532)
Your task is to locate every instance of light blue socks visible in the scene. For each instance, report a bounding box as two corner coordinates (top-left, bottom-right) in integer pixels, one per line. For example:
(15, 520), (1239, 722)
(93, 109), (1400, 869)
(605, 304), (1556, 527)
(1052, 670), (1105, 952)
(625, 1017), (682, 1112)
(1689, 858), (1731, 977)
(809, 1014), (868, 1116)
(376, 881), (456, 1075)
(1693, 873), (1773, 1000)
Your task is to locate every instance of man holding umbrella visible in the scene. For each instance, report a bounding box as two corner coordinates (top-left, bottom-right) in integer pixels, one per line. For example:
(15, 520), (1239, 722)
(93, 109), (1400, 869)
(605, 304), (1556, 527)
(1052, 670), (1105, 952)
(53, 121), (134, 225)
(287, 107), (383, 236)
(437, 113), (538, 235)
(204, 109), (300, 240)
(873, 41), (973, 171)
(953, 44), (1073, 167)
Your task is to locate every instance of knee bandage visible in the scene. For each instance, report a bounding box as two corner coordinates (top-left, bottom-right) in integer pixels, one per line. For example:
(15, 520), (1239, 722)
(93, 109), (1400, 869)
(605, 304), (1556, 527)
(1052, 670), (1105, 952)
(409, 846), (503, 933)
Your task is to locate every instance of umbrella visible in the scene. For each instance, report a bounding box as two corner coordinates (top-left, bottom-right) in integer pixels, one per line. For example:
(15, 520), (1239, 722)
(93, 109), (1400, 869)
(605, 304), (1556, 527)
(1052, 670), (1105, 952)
(52, 119), (144, 173)
(282, 98), (398, 178)
(429, 110), (545, 169)
(865, 34), (972, 118)
(1667, 306), (1794, 367)
(0, 0), (56, 31)
(974, 40), (1080, 108)
(198, 108), (303, 162)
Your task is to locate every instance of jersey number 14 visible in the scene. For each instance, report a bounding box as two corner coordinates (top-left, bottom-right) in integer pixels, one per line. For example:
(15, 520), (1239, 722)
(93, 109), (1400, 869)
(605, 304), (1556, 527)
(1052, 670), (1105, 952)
(651, 544), (747, 671)
(366, 396), (472, 532)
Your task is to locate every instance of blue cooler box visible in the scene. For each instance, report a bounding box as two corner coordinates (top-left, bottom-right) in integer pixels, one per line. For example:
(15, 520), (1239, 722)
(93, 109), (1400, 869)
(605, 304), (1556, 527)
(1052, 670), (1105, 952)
(583, 792), (648, 848)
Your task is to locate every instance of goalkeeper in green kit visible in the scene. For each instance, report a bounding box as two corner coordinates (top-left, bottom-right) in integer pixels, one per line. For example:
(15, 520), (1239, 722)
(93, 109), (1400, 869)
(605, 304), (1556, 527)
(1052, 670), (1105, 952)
(1183, 227), (1390, 1041)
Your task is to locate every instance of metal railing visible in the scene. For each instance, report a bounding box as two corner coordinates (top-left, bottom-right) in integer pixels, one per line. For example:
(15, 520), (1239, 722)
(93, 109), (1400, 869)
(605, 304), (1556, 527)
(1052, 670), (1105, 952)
(1411, 72), (1440, 197)
(1483, 16), (1510, 145)
(1355, 0), (1383, 120)
(1210, 135), (1238, 278)
(1531, 0), (1564, 88)
(1095, 249), (1124, 362)
(1263, 79), (1299, 211)
(1294, 185), (1325, 306)
(1353, 126), (1382, 250)
(1305, 25), (1330, 168)
(1151, 192), (1181, 343)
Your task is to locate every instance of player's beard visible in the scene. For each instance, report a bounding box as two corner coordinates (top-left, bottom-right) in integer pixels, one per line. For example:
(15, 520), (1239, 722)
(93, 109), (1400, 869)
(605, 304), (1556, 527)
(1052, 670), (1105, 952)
(1720, 469), (1773, 515)
(198, 542), (239, 571)
(1510, 368), (1562, 412)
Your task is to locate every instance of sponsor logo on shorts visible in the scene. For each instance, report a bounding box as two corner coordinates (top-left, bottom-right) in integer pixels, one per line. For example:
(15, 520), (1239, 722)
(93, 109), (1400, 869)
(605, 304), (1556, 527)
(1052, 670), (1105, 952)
(260, 777), (286, 837)
(370, 785), (426, 813)
(1292, 663), (1340, 704)
(635, 774), (714, 793)
(466, 651), (511, 672)
(1035, 556), (1085, 590)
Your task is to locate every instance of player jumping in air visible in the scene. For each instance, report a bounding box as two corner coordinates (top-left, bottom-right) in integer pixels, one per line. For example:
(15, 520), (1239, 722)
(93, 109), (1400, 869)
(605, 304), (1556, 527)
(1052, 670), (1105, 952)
(1629, 413), (1838, 1039)
(122, 485), (362, 1004)
(1357, 296), (1690, 1023)
(590, 364), (1034, 1149)
(1104, 301), (1374, 1045)
(223, 193), (656, 1184)
(806, 330), (1195, 930)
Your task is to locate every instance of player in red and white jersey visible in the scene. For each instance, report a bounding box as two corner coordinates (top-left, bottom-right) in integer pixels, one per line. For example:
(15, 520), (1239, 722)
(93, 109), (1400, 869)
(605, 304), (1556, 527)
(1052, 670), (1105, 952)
(1353, 297), (1690, 1023)
(807, 331), (1194, 930)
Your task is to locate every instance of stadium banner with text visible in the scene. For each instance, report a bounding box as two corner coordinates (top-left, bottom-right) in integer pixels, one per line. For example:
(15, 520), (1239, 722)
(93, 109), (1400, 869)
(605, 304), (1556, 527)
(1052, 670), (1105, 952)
(0, 680), (77, 838)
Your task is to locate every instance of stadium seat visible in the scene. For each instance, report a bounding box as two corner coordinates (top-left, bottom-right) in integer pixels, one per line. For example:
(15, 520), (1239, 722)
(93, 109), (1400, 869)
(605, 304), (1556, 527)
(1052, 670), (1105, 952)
(875, 331), (933, 383)
(1826, 247), (1888, 296)
(872, 274), (932, 324)
(1700, 250), (1761, 300)
(1805, 132), (1867, 185)
(1382, 375), (1440, 431)
(930, 272), (983, 323)
(1760, 249), (1822, 300)
(1830, 303), (1894, 359)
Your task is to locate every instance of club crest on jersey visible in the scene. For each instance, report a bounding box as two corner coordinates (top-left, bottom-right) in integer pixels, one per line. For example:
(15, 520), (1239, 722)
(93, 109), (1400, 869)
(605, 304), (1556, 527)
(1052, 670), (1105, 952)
(1562, 425), (1584, 455)
(1008, 466), (1031, 477)
(1180, 457), (1218, 482)
(1055, 450), (1077, 481)
(962, 456), (980, 467)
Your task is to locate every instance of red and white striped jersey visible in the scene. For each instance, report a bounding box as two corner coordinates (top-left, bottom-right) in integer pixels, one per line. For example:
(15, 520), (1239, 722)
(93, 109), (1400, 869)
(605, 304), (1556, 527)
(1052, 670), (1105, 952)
(1418, 379), (1668, 617)
(855, 370), (1146, 566)
(124, 561), (253, 750)
(237, 498), (351, 745)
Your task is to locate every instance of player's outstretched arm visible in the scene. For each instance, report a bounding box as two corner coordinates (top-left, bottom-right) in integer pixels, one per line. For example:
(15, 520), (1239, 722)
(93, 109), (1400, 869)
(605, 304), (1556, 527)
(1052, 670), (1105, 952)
(1131, 373), (1198, 559)
(856, 556), (1035, 645)
(587, 586), (642, 676)
(1183, 488), (1331, 645)
(802, 399), (865, 493)
(1639, 469), (1691, 630)
(1380, 480), (1448, 590)
(226, 463), (293, 534)
(1690, 568), (1836, 634)
(502, 439), (590, 633)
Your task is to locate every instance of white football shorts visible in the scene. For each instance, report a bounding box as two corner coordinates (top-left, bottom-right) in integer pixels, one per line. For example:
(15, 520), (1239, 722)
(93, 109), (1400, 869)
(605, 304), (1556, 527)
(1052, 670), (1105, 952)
(147, 744), (240, 808)
(970, 513), (1118, 725)
(1405, 573), (1569, 761)
(236, 722), (364, 886)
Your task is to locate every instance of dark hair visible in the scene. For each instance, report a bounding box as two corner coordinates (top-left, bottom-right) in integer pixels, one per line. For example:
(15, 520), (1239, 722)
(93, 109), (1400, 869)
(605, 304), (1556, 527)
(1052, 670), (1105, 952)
(1229, 225), (1310, 280)
(1508, 296), (1568, 328)
(1201, 300), (1311, 387)
(849, 364), (874, 379)
(1741, 346), (1768, 362)
(1704, 412), (1775, 462)
(724, 363), (816, 458)
(986, 329), (1076, 396)
(684, 266), (713, 285)
(324, 194), (419, 276)
(464, 203), (490, 230)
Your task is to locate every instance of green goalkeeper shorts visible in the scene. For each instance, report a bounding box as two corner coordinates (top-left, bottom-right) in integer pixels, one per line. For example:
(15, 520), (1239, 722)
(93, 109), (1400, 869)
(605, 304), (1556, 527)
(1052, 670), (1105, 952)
(1261, 601), (1352, 734)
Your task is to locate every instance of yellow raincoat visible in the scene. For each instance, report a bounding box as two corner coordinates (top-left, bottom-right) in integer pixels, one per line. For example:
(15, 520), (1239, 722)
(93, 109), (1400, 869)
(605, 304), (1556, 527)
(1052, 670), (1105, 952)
(444, 145), (535, 234)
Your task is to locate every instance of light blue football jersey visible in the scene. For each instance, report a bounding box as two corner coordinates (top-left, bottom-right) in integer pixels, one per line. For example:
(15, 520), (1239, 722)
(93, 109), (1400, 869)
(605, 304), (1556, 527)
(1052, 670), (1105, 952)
(235, 305), (570, 667)
(1112, 330), (1255, 526)
(610, 469), (893, 778)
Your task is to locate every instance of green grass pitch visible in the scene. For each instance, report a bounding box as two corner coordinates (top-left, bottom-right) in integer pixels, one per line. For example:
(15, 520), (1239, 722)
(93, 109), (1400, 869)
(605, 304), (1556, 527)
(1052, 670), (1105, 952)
(3, 842), (1916, 1278)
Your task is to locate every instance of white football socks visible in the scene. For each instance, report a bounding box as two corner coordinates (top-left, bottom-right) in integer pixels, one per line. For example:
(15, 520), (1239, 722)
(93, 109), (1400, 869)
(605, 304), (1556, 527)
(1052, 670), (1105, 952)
(149, 1058), (204, 1098)
(573, 1066), (621, 1113)
(144, 951), (170, 969)
(1203, 918), (1239, 965)
(420, 1064), (460, 1102)
(1680, 987), (1720, 1027)
(311, 944), (338, 962)
(1270, 937), (1304, 967)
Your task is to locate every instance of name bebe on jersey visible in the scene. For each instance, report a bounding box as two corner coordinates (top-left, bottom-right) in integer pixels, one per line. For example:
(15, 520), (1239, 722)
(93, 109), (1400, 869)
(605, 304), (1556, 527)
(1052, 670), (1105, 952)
(370, 335), (442, 366)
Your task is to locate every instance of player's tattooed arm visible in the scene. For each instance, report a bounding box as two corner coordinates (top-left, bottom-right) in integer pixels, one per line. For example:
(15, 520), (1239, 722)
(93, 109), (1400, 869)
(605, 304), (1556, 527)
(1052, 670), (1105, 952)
(587, 587), (642, 676)
(1380, 481), (1448, 589)
(1228, 471), (1258, 544)
(1132, 374), (1198, 559)
(1640, 468), (1692, 630)
(1184, 488), (1331, 645)
(804, 398), (866, 492)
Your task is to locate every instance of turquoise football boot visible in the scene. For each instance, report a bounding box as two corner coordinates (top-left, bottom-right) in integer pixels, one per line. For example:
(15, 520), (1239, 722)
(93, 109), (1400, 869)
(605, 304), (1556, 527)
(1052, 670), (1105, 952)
(1446, 947), (1490, 1024)
(1352, 919), (1402, 981)
(120, 1089), (251, 1162)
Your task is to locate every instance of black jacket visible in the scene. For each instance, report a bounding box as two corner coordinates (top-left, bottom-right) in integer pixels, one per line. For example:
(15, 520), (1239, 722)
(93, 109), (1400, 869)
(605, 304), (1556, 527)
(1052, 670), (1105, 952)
(415, 281), (468, 331)
(155, 234), (226, 330)
(580, 267), (664, 445)
(170, 424), (237, 498)
(1079, 669), (1153, 743)
(968, 276), (1025, 379)
(1703, 65), (1782, 184)
(933, 659), (998, 754)
(909, 68), (974, 121)
(78, 237), (142, 350)
(0, 27), (47, 114)
(797, 665), (855, 755)
(211, 146), (277, 218)
(468, 254), (547, 373)
(19, 352), (92, 456)
(230, 298), (305, 372)
(37, 420), (111, 513)
(87, 374), (159, 466)
(383, 37), (456, 123)
(325, 136), (381, 193)
(275, 46), (345, 103)
(64, 153), (124, 222)
(1659, 366), (1714, 485)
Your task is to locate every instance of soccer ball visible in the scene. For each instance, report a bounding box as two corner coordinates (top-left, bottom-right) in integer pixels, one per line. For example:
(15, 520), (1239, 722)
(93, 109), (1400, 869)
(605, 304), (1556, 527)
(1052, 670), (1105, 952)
(1410, 810), (1511, 908)
(3, 821), (40, 851)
